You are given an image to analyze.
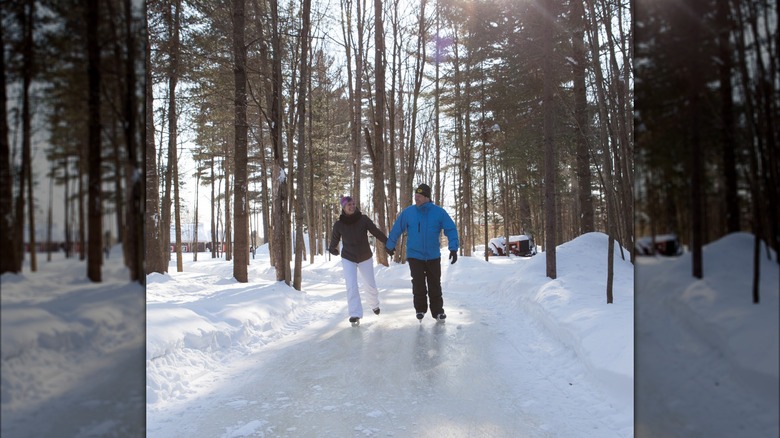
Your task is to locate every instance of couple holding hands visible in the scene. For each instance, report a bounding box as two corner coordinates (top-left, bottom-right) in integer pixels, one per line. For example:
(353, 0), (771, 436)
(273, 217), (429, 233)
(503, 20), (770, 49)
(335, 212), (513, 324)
(328, 184), (459, 326)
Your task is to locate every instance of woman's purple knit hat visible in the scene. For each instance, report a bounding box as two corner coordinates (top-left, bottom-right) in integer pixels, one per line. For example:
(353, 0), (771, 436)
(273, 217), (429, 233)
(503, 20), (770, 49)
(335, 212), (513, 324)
(340, 196), (353, 209)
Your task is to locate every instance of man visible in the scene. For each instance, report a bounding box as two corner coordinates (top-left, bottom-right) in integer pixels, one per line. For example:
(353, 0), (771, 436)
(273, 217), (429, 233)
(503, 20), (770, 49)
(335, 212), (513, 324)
(386, 183), (459, 322)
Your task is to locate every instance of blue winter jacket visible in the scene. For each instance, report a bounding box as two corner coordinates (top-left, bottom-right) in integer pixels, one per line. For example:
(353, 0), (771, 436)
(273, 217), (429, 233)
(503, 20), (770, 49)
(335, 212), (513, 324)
(386, 201), (459, 261)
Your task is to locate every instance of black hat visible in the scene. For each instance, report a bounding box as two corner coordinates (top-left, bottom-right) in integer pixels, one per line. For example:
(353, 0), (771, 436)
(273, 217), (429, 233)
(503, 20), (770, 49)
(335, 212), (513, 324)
(415, 184), (432, 199)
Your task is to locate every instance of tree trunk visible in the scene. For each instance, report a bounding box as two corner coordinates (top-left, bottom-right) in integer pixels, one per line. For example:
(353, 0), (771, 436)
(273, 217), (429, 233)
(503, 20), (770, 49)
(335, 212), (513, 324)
(145, 12), (167, 274)
(386, 0), (400, 228)
(159, 111), (171, 267)
(224, 140), (232, 262)
(260, 131), (270, 246)
(688, 0), (705, 279)
(106, 0), (124, 252)
(345, 0), (365, 200)
(543, 0), (556, 279)
(46, 168), (53, 262)
(232, 0), (249, 282)
(604, 84), (616, 303)
(64, 158), (71, 258)
(86, 0), (102, 282)
(407, 0), (426, 208)
(232, 0), (249, 283)
(193, 165), (199, 262)
(123, 0), (142, 282)
(170, 0), (183, 273)
(0, 15), (18, 274)
(210, 158), (217, 258)
(716, 0), (739, 234)
(78, 154), (85, 260)
(251, 0), (271, 250)
(17, 0), (36, 272)
(293, 0), (312, 290)
(433, 0), (442, 209)
(270, 0), (289, 284)
(572, 0), (593, 234)
(748, 2), (779, 260)
(599, 0), (633, 259)
(370, 0), (388, 267)
(307, 72), (316, 263)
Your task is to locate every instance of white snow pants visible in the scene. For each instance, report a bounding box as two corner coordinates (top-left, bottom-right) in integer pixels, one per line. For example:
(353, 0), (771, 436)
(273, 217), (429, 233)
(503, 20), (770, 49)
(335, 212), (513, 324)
(342, 258), (380, 318)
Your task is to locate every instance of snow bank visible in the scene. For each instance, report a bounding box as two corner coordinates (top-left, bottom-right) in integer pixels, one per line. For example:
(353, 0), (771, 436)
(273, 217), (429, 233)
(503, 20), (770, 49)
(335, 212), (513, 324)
(1, 246), (145, 437)
(644, 233), (779, 393)
(490, 232), (634, 404)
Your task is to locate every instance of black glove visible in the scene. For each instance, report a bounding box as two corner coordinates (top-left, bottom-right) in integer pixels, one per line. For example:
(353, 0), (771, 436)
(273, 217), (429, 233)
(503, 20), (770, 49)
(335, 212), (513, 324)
(386, 247), (395, 257)
(329, 247), (339, 256)
(449, 250), (458, 264)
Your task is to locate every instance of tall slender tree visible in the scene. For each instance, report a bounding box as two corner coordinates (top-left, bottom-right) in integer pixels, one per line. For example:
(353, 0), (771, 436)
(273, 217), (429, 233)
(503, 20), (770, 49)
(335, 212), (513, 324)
(146, 6), (165, 274)
(293, 0), (312, 290)
(16, 0), (36, 272)
(269, 0), (289, 284)
(687, 0), (706, 279)
(369, 0), (388, 266)
(232, 0), (249, 282)
(0, 12), (18, 274)
(572, 0), (593, 235)
(86, 0), (102, 282)
(543, 0), (556, 279)
(123, 0), (142, 282)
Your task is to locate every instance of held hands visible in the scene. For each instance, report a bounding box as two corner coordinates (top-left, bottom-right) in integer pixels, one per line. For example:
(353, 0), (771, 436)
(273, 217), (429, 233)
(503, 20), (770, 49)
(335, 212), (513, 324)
(329, 247), (339, 256)
(449, 250), (458, 264)
(386, 247), (395, 257)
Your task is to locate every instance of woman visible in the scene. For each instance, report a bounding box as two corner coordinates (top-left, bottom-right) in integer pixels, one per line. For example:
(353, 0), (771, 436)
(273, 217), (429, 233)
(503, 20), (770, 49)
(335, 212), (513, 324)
(328, 196), (387, 326)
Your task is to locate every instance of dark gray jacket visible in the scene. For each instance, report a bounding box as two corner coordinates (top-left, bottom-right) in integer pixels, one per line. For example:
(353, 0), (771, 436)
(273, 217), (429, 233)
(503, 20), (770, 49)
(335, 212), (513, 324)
(329, 210), (387, 263)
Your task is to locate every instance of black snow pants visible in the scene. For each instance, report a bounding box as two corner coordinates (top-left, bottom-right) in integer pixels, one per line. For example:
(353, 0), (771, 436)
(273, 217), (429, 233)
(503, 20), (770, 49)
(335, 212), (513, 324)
(407, 258), (443, 316)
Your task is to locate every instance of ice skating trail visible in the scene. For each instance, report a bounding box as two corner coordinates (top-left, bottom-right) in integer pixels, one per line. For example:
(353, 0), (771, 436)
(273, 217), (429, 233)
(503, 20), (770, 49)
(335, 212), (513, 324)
(147, 264), (630, 438)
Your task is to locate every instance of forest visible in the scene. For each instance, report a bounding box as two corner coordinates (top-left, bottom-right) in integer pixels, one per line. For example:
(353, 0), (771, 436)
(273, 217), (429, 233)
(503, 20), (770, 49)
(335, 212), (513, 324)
(145, 0), (633, 293)
(1, 0), (144, 282)
(635, 0), (778, 300)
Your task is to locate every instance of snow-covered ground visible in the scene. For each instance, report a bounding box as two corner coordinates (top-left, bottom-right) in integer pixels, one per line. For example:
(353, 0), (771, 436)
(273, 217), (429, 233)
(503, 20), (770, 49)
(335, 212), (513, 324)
(635, 232), (779, 437)
(3, 231), (776, 437)
(1, 246), (145, 437)
(145, 232), (634, 437)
